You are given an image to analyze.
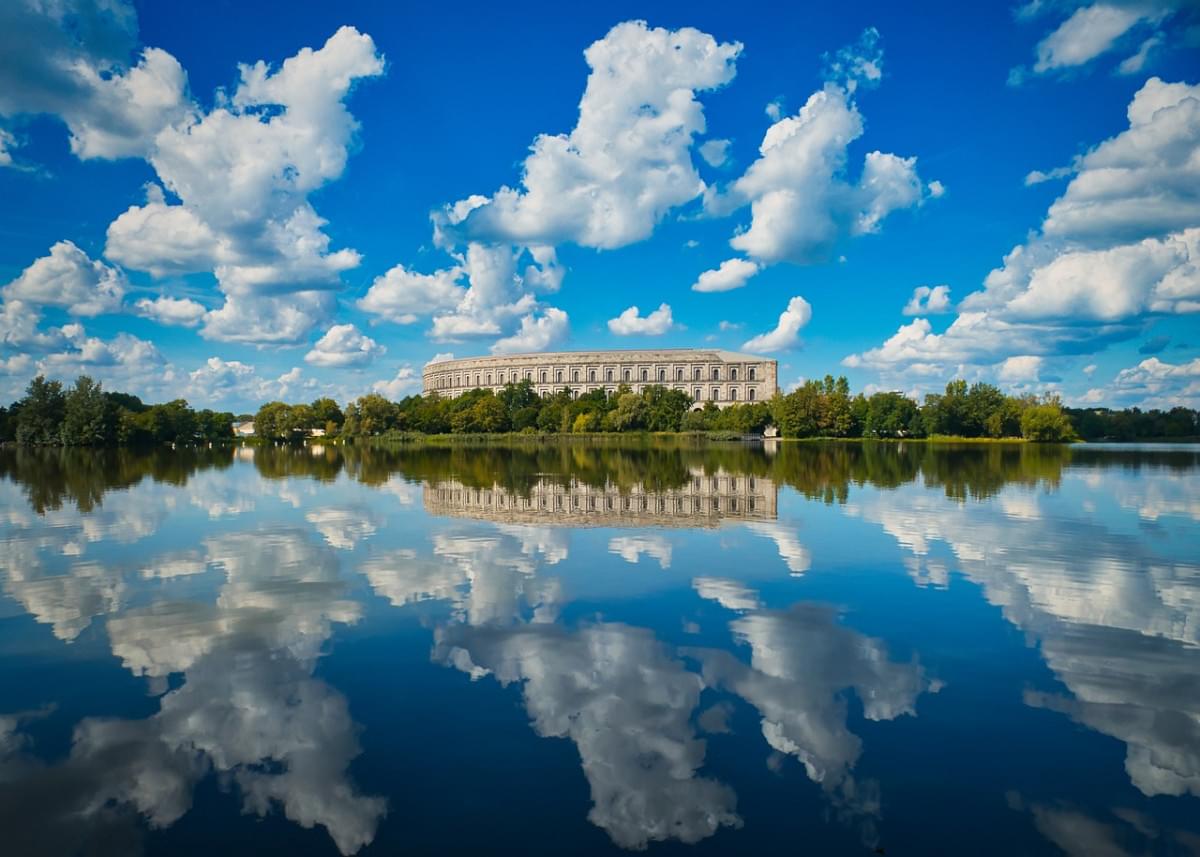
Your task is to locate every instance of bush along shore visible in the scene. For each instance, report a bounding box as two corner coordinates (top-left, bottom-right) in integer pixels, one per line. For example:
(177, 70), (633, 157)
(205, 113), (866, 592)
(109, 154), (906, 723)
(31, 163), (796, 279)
(5, 373), (1196, 447)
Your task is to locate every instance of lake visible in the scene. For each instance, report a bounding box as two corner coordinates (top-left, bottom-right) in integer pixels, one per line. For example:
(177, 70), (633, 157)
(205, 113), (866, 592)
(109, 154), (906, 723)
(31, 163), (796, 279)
(1, 440), (1198, 856)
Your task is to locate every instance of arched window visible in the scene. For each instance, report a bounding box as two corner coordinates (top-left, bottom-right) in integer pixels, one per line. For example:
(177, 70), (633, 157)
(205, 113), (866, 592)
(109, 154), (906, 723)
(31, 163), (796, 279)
(748, 388), (756, 401)
(641, 369), (647, 381)
(475, 374), (480, 386)
(712, 367), (720, 380)
(694, 387), (701, 400)
(730, 388), (738, 400)
(541, 371), (547, 383)
(658, 369), (665, 381)
(572, 370), (579, 382)
(498, 372), (504, 383)
(606, 369), (613, 381)
(712, 388), (721, 401)
(676, 368), (683, 381)
(693, 367), (701, 380)
(525, 372), (531, 381)
(749, 367), (757, 380)
(589, 369), (596, 381)
(730, 368), (738, 380)
(486, 374), (491, 384)
(556, 370), (562, 383)
(623, 369), (631, 381)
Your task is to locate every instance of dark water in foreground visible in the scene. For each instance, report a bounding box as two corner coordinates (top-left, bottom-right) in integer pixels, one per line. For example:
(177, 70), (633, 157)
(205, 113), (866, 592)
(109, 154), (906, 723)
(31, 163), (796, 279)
(1, 440), (1198, 856)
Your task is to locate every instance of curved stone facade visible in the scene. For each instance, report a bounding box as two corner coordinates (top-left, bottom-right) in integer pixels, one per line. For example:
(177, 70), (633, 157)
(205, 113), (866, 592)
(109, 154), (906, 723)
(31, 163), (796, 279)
(423, 348), (777, 407)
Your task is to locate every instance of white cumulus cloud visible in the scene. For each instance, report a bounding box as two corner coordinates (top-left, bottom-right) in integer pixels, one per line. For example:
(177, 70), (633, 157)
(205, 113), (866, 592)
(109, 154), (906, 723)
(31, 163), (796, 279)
(491, 307), (569, 354)
(438, 21), (741, 251)
(371, 365), (421, 399)
(1011, 1), (1180, 82)
(742, 296), (812, 353)
(699, 138), (731, 167)
(134, 295), (207, 327)
(101, 26), (385, 344)
(705, 30), (938, 269)
(846, 77), (1200, 391)
(0, 1), (191, 160)
(304, 324), (385, 369)
(607, 303), (675, 336)
(997, 355), (1044, 383)
(902, 285), (952, 316)
(691, 258), (760, 293)
(356, 264), (466, 325)
(3, 241), (125, 317)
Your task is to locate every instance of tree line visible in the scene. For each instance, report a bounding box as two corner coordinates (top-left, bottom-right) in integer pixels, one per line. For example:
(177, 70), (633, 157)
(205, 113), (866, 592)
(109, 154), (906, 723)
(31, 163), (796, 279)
(13, 436), (1198, 518)
(0, 376), (235, 446)
(313, 377), (1084, 441)
(5, 373), (1197, 447)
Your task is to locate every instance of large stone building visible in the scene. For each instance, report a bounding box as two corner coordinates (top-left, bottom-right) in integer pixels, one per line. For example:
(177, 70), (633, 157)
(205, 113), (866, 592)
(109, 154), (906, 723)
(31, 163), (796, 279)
(422, 348), (778, 407)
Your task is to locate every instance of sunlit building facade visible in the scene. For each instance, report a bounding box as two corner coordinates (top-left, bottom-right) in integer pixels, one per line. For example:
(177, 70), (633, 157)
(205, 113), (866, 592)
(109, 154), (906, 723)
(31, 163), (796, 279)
(422, 349), (778, 407)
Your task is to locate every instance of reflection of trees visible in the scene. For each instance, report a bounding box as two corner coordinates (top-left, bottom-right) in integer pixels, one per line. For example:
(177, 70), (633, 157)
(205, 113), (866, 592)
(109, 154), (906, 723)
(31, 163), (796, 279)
(252, 444), (345, 482)
(343, 442), (701, 496)
(0, 446), (234, 514)
(771, 441), (1071, 503)
(9, 439), (1197, 517)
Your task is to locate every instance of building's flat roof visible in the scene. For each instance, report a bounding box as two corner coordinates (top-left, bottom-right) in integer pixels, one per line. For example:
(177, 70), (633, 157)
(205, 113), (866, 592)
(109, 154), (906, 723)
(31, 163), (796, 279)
(424, 348), (773, 368)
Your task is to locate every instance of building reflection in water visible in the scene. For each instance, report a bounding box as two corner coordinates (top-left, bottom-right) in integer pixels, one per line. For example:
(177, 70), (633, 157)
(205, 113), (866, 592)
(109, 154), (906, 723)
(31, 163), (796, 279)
(423, 469), (778, 527)
(2, 443), (1198, 854)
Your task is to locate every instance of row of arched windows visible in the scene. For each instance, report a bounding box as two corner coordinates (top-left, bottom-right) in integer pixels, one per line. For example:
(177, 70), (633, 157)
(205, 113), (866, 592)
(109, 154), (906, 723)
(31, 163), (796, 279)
(432, 363), (761, 391)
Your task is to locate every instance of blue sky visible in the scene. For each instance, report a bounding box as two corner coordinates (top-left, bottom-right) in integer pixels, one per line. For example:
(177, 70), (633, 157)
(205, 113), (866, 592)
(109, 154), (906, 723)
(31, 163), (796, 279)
(1, 0), (1197, 411)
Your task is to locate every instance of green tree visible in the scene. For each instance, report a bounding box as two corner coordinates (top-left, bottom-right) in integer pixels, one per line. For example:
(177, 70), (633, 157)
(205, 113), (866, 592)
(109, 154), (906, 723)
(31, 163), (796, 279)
(197, 410), (235, 441)
(255, 401), (290, 441)
(642, 386), (691, 432)
(1021, 398), (1077, 442)
(510, 406), (538, 431)
(356, 394), (399, 436)
(922, 380), (969, 436)
(819, 375), (854, 437)
(864, 391), (919, 438)
(964, 382), (1006, 437)
(610, 390), (648, 431)
(62, 376), (114, 445)
(773, 383), (822, 437)
(0, 404), (15, 443)
(15, 376), (66, 445)
(472, 396), (508, 432)
(499, 380), (539, 421)
(310, 397), (345, 434)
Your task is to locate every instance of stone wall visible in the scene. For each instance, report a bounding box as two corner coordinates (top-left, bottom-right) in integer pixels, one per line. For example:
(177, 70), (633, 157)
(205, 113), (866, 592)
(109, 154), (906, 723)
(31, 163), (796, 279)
(422, 348), (778, 407)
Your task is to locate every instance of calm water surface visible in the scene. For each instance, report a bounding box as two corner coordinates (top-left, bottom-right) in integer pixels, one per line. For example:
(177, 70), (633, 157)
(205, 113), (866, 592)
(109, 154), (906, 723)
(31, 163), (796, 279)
(1, 441), (1198, 856)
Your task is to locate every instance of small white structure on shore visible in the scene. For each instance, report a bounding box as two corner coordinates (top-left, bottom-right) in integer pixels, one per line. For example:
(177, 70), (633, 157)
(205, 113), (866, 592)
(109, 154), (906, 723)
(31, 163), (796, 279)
(234, 421), (255, 437)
